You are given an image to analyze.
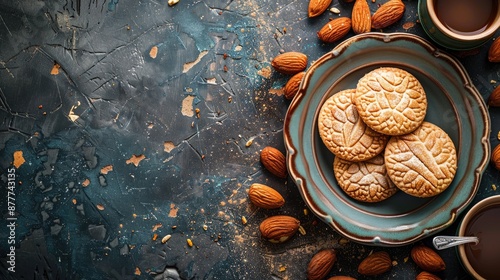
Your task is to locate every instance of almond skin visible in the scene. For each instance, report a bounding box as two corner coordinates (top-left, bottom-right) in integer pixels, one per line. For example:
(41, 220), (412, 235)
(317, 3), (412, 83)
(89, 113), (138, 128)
(309, 0), (333, 18)
(411, 245), (446, 272)
(358, 251), (392, 276)
(248, 183), (285, 209)
(307, 249), (337, 280)
(271, 52), (308, 75)
(488, 38), (500, 62)
(371, 0), (405, 29)
(489, 86), (500, 107)
(284, 72), (306, 100)
(351, 0), (371, 34)
(317, 17), (352, 43)
(492, 144), (500, 170)
(416, 271), (441, 280)
(259, 215), (300, 243)
(260, 146), (287, 178)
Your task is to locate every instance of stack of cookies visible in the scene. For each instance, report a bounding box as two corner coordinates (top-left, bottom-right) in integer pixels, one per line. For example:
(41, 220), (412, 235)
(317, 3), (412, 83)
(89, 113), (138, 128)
(318, 67), (457, 202)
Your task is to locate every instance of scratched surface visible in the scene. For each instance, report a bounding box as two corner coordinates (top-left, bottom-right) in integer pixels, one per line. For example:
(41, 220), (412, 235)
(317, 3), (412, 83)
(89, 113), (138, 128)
(0, 0), (499, 279)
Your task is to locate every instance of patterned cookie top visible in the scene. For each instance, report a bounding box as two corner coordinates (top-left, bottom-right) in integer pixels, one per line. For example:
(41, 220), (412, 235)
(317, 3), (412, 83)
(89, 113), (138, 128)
(355, 67), (427, 136)
(318, 89), (389, 162)
(334, 154), (398, 203)
(384, 122), (457, 198)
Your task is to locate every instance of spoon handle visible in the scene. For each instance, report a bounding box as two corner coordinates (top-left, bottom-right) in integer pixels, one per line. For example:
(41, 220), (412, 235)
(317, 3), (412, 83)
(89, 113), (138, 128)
(432, 236), (479, 250)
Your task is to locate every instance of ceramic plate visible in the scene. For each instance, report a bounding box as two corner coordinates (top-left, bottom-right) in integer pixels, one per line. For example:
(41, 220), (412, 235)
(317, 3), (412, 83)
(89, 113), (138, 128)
(284, 33), (491, 246)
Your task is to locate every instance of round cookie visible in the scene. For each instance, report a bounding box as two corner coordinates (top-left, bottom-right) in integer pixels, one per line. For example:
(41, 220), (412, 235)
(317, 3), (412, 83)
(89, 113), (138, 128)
(354, 67), (427, 136)
(334, 154), (398, 203)
(384, 121), (457, 198)
(318, 89), (389, 162)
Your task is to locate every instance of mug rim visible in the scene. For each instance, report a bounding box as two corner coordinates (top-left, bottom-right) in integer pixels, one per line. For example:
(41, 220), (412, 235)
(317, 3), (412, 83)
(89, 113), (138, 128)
(458, 195), (500, 280)
(426, 0), (500, 41)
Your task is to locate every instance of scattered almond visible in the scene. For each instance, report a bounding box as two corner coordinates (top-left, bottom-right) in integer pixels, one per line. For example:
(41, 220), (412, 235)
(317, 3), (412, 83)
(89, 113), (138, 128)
(309, 0), (333, 18)
(248, 183), (285, 209)
(358, 251), (392, 276)
(488, 38), (500, 62)
(317, 17), (352, 43)
(371, 0), (405, 29)
(307, 249), (337, 280)
(260, 146), (288, 178)
(351, 0), (371, 34)
(259, 215), (300, 243)
(284, 72), (306, 100)
(410, 244), (446, 272)
(489, 86), (500, 107)
(416, 271), (441, 280)
(271, 52), (308, 75)
(492, 144), (500, 170)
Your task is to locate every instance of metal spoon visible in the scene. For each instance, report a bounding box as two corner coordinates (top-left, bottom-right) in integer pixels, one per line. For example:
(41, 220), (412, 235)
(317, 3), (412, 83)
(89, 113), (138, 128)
(432, 236), (479, 250)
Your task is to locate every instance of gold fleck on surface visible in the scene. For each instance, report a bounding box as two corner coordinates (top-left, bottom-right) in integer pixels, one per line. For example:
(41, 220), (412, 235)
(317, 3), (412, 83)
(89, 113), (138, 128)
(51, 63), (60, 75)
(152, 223), (162, 232)
(126, 154), (146, 167)
(149, 46), (158, 59)
(161, 234), (171, 243)
(82, 178), (90, 187)
(169, 203), (178, 217)
(168, 0), (179, 7)
(402, 22), (415, 30)
(241, 216), (247, 225)
(100, 165), (113, 174)
(298, 225), (306, 235)
(13, 150), (25, 168)
(187, 238), (193, 247)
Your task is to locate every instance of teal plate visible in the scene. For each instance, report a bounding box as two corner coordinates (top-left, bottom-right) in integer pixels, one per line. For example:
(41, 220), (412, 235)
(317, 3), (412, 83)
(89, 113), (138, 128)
(283, 33), (491, 246)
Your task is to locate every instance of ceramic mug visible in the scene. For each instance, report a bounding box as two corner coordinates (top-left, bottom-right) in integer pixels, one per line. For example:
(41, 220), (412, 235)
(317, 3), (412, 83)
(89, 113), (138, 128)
(418, 0), (500, 50)
(457, 195), (500, 280)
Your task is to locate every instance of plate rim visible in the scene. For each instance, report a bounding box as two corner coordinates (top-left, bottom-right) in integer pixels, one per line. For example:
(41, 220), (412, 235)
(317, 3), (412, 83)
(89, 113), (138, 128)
(283, 32), (491, 246)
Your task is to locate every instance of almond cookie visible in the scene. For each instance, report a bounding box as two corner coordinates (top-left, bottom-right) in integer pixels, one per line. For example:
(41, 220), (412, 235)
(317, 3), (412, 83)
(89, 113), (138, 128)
(318, 89), (389, 161)
(334, 154), (398, 203)
(384, 122), (457, 198)
(354, 67), (427, 136)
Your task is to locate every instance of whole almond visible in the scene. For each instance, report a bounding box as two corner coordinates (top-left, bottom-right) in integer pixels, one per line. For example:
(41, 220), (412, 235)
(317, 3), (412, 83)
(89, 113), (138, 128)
(259, 215), (300, 243)
(307, 249), (337, 280)
(309, 0), (333, 18)
(371, 0), (405, 29)
(260, 146), (287, 178)
(327, 277), (356, 280)
(284, 72), (306, 100)
(410, 245), (446, 272)
(351, 0), (371, 34)
(416, 271), (441, 280)
(271, 52), (308, 75)
(317, 17), (352, 43)
(488, 86), (500, 107)
(492, 144), (500, 170)
(488, 38), (500, 62)
(358, 251), (392, 276)
(248, 183), (285, 209)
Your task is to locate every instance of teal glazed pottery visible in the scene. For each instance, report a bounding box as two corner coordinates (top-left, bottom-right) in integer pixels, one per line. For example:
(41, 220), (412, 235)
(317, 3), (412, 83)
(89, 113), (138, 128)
(418, 0), (500, 50)
(283, 33), (491, 246)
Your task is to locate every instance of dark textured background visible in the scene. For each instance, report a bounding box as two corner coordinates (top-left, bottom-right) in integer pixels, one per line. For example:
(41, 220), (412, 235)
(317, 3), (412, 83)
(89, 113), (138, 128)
(0, 0), (499, 279)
